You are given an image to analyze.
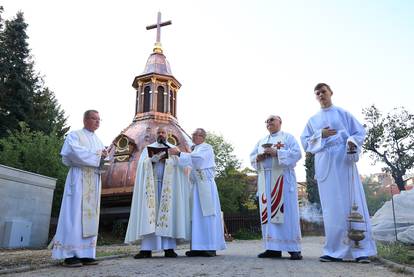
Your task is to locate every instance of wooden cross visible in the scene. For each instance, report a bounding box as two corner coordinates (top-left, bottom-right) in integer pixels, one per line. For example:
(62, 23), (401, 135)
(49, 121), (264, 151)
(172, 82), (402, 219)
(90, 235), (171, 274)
(274, 141), (285, 149)
(146, 12), (172, 44)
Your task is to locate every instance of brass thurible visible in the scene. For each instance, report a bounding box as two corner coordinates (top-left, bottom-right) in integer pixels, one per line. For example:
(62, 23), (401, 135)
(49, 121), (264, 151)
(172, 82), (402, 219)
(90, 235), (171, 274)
(347, 203), (366, 248)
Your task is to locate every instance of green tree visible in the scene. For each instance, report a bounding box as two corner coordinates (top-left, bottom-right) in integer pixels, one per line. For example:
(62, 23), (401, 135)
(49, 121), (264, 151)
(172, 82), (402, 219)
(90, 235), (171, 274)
(0, 123), (67, 216)
(0, 6), (4, 23)
(0, 11), (35, 137)
(205, 132), (240, 177)
(205, 132), (252, 213)
(0, 6), (4, 88)
(0, 10), (68, 138)
(304, 152), (320, 205)
(0, 8), (69, 217)
(216, 168), (251, 213)
(362, 105), (414, 191)
(362, 176), (391, 216)
(31, 87), (69, 138)
(0, 6), (4, 56)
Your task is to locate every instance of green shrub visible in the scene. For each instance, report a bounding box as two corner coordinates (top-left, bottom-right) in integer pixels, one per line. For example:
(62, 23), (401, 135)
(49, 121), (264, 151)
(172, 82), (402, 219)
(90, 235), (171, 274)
(233, 228), (261, 240)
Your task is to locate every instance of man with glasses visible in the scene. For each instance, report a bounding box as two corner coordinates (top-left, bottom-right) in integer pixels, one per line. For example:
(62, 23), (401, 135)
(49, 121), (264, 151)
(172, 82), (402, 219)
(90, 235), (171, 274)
(51, 110), (107, 267)
(170, 128), (226, 257)
(250, 116), (303, 260)
(301, 83), (377, 263)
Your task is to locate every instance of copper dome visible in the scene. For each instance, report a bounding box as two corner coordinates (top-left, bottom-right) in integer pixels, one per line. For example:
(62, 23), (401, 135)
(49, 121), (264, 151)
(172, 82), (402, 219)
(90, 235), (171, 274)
(143, 52), (173, 76)
(102, 114), (191, 198)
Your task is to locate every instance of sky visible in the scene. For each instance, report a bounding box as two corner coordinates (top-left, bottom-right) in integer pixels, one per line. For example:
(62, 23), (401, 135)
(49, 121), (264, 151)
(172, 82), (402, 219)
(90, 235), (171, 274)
(2, 0), (414, 181)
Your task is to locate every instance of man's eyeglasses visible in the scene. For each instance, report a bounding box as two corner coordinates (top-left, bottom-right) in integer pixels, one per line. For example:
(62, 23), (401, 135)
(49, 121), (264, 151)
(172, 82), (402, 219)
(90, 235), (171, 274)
(265, 118), (276, 124)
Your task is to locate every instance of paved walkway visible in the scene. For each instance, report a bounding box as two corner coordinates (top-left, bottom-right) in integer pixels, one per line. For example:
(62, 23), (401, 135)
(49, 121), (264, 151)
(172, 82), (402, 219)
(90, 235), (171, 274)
(3, 237), (410, 276)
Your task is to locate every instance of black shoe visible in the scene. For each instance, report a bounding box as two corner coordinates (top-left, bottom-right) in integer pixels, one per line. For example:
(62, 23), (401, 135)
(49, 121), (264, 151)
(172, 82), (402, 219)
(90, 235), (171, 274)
(185, 250), (201, 257)
(319, 255), (343, 262)
(134, 250), (152, 259)
(198, 250), (216, 257)
(289, 251), (303, 260)
(62, 257), (82, 267)
(80, 258), (99, 265)
(258, 250), (282, 258)
(206, 251), (216, 257)
(356, 256), (371, 264)
(164, 249), (178, 258)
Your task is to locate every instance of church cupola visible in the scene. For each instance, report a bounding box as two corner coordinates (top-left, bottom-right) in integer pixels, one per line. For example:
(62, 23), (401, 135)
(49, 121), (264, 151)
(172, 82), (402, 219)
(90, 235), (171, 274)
(132, 12), (181, 120)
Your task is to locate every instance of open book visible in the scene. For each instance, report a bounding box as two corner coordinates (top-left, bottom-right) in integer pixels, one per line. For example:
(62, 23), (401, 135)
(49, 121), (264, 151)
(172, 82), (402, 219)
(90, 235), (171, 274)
(147, 146), (169, 160)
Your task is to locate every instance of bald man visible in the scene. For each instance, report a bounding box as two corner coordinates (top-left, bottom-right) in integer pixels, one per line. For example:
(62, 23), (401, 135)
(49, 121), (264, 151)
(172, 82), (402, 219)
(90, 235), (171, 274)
(250, 115), (303, 260)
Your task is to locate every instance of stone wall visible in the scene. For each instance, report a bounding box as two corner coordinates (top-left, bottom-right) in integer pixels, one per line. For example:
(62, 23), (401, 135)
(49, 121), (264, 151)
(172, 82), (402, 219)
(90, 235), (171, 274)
(0, 164), (56, 248)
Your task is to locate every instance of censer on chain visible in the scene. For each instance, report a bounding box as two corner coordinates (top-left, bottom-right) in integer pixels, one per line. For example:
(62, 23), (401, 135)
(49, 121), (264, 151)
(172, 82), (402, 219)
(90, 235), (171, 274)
(347, 144), (367, 248)
(347, 203), (366, 248)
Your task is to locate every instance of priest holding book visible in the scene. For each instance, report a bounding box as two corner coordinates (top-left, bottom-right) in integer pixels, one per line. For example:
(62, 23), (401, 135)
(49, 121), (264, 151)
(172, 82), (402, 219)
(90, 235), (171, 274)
(124, 126), (191, 258)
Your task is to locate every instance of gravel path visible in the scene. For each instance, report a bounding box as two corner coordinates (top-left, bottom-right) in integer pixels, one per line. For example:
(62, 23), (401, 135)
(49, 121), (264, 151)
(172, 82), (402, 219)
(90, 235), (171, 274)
(2, 237), (410, 276)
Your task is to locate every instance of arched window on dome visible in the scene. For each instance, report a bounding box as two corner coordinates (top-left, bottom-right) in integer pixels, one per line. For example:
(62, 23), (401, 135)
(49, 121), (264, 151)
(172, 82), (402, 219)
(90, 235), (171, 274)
(167, 134), (178, 146)
(169, 90), (174, 116)
(143, 85), (151, 112)
(157, 86), (165, 112)
(173, 90), (177, 117)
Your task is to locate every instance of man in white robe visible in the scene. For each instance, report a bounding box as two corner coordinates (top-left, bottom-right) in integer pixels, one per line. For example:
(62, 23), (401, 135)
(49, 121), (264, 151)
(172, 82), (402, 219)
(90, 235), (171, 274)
(170, 128), (226, 257)
(301, 83), (377, 263)
(250, 115), (303, 260)
(124, 126), (191, 258)
(51, 110), (107, 267)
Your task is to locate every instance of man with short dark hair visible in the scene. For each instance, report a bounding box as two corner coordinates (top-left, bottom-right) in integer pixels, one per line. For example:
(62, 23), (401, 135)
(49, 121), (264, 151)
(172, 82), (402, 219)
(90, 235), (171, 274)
(51, 110), (107, 267)
(301, 83), (377, 263)
(250, 115), (303, 260)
